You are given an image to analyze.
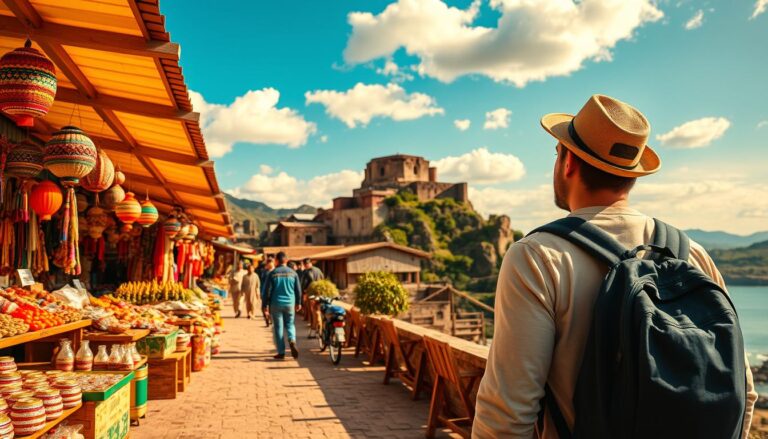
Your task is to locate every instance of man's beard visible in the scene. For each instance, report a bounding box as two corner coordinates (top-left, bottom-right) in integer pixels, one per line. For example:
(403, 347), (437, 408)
(553, 171), (569, 211)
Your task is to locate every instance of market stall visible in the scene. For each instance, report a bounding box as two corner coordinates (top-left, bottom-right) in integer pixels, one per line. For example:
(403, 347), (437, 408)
(0, 0), (232, 437)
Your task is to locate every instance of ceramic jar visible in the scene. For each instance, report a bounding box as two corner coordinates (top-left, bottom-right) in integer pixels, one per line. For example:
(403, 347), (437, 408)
(10, 397), (46, 435)
(35, 388), (63, 421)
(52, 380), (81, 409)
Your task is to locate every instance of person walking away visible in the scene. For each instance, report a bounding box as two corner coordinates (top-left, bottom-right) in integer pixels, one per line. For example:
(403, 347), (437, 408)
(472, 95), (757, 439)
(240, 264), (260, 320)
(259, 258), (275, 327)
(301, 258), (324, 292)
(262, 252), (302, 359)
(228, 261), (247, 318)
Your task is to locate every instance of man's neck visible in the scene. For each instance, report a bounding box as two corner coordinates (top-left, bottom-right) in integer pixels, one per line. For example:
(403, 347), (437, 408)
(569, 193), (630, 212)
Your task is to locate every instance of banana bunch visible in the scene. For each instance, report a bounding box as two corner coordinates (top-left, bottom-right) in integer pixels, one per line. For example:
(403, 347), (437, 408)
(114, 280), (192, 304)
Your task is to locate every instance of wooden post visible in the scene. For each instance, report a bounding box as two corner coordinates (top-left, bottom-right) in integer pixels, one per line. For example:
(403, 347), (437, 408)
(449, 286), (455, 337)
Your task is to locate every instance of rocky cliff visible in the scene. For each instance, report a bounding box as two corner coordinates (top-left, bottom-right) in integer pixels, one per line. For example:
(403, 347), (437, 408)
(373, 190), (522, 291)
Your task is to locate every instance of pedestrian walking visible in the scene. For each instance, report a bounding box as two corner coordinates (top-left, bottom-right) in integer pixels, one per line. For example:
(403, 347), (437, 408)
(259, 257), (275, 327)
(472, 95), (757, 439)
(228, 261), (247, 318)
(300, 258), (324, 292)
(262, 252), (302, 360)
(240, 263), (260, 319)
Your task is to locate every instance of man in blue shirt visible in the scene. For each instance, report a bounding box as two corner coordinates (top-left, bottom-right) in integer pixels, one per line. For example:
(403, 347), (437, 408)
(261, 252), (302, 359)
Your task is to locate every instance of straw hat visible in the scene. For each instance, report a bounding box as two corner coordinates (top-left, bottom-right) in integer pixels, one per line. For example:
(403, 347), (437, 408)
(541, 94), (660, 177)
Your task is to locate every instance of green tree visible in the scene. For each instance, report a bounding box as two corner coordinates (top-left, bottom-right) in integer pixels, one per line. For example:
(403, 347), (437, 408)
(353, 271), (410, 316)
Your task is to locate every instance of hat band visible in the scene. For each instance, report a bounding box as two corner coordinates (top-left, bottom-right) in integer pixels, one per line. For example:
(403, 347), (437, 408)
(568, 121), (636, 171)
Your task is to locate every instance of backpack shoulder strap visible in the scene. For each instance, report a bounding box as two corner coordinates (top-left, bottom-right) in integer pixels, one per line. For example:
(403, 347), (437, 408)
(651, 218), (690, 261)
(528, 217), (628, 267)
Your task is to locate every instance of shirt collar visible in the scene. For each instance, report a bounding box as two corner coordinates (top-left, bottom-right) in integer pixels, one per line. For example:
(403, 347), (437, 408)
(568, 205), (644, 217)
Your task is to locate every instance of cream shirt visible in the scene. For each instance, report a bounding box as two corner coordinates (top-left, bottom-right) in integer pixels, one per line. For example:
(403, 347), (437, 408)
(472, 206), (758, 439)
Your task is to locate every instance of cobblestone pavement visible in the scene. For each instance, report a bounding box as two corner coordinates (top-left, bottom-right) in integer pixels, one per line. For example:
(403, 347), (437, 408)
(132, 303), (458, 438)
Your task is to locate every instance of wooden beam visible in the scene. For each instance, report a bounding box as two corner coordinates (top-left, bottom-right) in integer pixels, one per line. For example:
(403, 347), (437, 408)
(0, 15), (179, 60)
(55, 88), (199, 122)
(128, 0), (152, 41)
(37, 42), (97, 98)
(89, 135), (205, 167)
(122, 171), (218, 197)
(2, 0), (42, 28)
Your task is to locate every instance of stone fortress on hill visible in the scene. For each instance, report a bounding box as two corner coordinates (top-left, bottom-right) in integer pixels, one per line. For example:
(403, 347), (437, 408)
(270, 154), (469, 247)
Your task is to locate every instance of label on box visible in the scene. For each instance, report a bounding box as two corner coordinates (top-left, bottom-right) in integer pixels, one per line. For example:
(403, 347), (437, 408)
(16, 269), (34, 287)
(95, 384), (130, 439)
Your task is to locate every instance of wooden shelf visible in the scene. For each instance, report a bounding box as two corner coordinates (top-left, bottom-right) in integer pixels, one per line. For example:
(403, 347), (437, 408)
(83, 329), (150, 343)
(0, 320), (92, 350)
(21, 403), (83, 439)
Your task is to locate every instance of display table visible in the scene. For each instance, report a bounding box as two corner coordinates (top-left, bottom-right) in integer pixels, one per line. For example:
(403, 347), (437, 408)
(0, 319), (92, 362)
(24, 404), (83, 439)
(68, 371), (133, 439)
(147, 349), (189, 400)
(84, 329), (150, 344)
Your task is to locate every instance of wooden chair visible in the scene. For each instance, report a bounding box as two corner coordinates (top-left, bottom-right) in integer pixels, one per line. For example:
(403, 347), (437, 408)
(379, 318), (426, 400)
(345, 308), (361, 350)
(422, 335), (484, 439)
(365, 316), (384, 364)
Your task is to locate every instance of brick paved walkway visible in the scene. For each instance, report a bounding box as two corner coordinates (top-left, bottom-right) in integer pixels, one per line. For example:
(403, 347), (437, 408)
(132, 304), (457, 439)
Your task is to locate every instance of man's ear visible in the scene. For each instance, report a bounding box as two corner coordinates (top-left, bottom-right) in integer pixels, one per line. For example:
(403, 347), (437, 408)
(563, 148), (579, 178)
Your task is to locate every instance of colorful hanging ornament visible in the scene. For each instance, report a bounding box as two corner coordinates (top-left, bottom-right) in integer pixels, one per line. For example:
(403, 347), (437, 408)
(5, 139), (43, 179)
(137, 198), (158, 228)
(176, 221), (190, 240)
(115, 191), (141, 232)
(102, 184), (125, 211)
(43, 125), (97, 185)
(0, 39), (57, 127)
(81, 149), (114, 193)
(163, 216), (181, 238)
(30, 180), (62, 221)
(187, 224), (199, 240)
(114, 170), (126, 186)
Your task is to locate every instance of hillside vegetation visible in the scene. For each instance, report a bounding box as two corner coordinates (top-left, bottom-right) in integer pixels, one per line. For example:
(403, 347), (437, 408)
(374, 189), (522, 291)
(710, 240), (768, 286)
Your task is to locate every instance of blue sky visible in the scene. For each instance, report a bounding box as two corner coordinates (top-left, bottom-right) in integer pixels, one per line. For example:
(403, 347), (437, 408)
(163, 0), (768, 234)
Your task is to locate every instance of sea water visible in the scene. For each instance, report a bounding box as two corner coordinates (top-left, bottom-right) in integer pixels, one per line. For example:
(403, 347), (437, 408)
(729, 285), (768, 395)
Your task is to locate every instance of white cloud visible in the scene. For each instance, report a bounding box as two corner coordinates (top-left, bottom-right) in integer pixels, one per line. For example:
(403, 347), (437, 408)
(376, 59), (414, 82)
(190, 89), (316, 158)
(344, 0), (663, 87)
(469, 169), (768, 234)
(454, 119), (471, 131)
(320, 135), (329, 143)
(656, 117), (731, 148)
(751, 0), (768, 19)
(757, 120), (768, 129)
(684, 9), (704, 29)
(259, 164), (274, 175)
(227, 168), (364, 209)
(484, 108), (511, 130)
(305, 83), (444, 128)
(434, 147), (525, 185)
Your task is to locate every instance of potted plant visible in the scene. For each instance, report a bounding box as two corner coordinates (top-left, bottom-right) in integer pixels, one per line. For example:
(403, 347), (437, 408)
(306, 279), (339, 298)
(353, 271), (410, 317)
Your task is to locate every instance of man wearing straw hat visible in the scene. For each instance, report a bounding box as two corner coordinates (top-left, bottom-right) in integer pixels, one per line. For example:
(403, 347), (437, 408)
(472, 95), (757, 438)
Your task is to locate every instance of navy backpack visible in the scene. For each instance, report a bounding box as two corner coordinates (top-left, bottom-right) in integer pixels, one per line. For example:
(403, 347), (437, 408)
(530, 217), (746, 439)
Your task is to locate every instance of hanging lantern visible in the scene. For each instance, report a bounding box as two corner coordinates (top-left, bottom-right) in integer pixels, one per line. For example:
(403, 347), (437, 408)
(163, 216), (181, 238)
(137, 199), (158, 227)
(176, 221), (190, 240)
(86, 206), (108, 227)
(0, 39), (57, 127)
(102, 184), (125, 211)
(5, 140), (43, 179)
(76, 192), (88, 213)
(81, 149), (114, 193)
(187, 224), (199, 240)
(30, 180), (62, 221)
(114, 170), (125, 186)
(115, 191), (141, 231)
(43, 125), (97, 185)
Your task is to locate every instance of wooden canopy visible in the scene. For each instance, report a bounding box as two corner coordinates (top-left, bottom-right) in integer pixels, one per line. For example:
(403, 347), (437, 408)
(0, 0), (233, 237)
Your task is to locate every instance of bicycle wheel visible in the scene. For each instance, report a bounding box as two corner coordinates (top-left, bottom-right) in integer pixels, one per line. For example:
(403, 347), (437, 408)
(330, 333), (342, 365)
(317, 326), (327, 351)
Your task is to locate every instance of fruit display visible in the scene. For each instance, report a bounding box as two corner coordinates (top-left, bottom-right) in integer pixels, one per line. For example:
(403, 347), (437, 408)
(10, 302), (65, 331)
(113, 281), (192, 304)
(0, 287), (84, 324)
(0, 314), (29, 337)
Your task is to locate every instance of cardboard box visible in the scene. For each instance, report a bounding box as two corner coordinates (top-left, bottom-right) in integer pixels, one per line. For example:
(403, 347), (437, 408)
(136, 330), (178, 359)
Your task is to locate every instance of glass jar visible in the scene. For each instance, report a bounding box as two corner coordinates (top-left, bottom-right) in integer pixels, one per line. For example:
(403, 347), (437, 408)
(130, 342), (141, 364)
(93, 345), (109, 371)
(108, 345), (122, 371)
(75, 340), (93, 371)
(119, 345), (134, 371)
(54, 339), (74, 372)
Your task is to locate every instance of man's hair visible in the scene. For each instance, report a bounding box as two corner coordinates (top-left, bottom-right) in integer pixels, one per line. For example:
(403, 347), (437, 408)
(303, 258), (312, 264)
(276, 252), (287, 263)
(561, 147), (637, 192)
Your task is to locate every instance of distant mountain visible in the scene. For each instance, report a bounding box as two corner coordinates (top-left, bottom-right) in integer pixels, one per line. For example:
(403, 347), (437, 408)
(710, 240), (768, 286)
(224, 193), (316, 233)
(684, 229), (768, 250)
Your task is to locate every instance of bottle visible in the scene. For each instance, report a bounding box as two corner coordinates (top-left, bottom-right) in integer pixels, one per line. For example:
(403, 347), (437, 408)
(75, 340), (93, 371)
(108, 345), (122, 371)
(93, 345), (109, 371)
(54, 339), (74, 372)
(129, 343), (141, 364)
(120, 345), (134, 371)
